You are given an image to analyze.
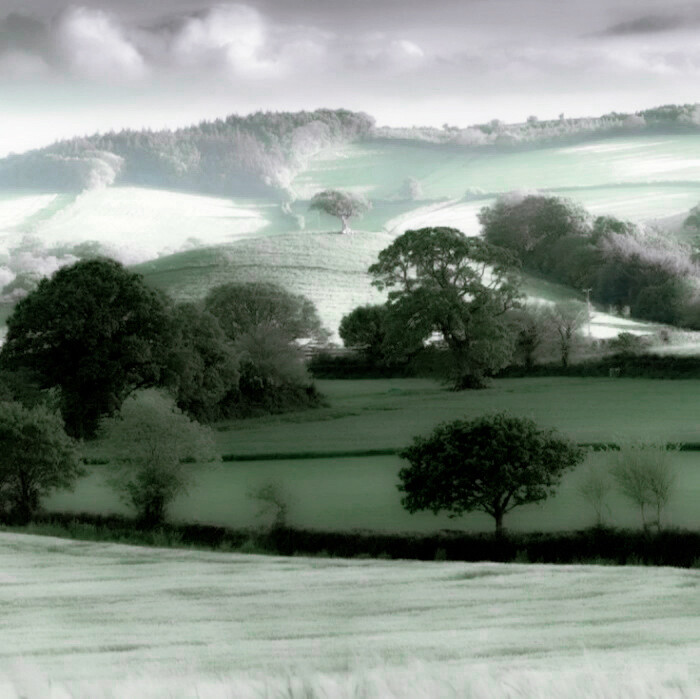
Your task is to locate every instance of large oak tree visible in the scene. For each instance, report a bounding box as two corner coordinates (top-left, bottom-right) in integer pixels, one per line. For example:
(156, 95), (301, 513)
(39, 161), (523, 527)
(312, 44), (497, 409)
(369, 227), (522, 389)
(0, 258), (173, 438)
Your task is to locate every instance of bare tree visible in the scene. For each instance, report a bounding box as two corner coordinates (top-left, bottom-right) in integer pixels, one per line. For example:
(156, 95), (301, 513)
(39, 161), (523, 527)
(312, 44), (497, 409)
(546, 301), (587, 367)
(576, 460), (612, 527)
(607, 441), (678, 531)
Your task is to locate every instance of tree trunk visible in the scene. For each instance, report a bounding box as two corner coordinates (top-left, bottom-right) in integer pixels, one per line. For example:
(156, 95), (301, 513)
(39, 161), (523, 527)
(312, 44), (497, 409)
(494, 512), (505, 538)
(340, 215), (350, 234)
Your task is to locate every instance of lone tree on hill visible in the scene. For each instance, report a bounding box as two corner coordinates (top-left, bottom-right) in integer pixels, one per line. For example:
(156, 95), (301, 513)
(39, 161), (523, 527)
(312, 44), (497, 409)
(0, 258), (173, 439)
(369, 227), (522, 389)
(0, 401), (83, 524)
(309, 189), (371, 234)
(398, 413), (584, 536)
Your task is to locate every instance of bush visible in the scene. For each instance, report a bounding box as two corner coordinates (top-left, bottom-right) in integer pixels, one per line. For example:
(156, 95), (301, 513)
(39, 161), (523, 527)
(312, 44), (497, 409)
(100, 390), (218, 528)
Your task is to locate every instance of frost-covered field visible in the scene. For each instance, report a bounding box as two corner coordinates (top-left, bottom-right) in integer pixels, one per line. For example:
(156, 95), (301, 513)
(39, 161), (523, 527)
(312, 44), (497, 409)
(0, 532), (698, 698)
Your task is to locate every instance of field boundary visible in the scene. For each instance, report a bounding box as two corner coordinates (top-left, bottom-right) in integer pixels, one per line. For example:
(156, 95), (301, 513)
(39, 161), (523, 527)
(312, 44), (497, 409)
(81, 442), (700, 466)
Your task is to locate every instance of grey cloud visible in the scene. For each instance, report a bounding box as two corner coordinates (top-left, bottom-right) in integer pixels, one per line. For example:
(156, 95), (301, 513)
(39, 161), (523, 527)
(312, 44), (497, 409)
(599, 13), (700, 36)
(0, 13), (50, 55)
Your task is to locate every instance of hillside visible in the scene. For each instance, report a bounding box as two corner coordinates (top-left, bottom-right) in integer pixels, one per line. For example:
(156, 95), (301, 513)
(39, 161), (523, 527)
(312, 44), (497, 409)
(1, 532), (697, 697)
(1, 107), (700, 344)
(1, 104), (699, 198)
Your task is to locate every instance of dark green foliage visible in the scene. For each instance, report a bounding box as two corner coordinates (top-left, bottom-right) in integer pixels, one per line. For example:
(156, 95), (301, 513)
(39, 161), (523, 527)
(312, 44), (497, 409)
(308, 352), (414, 379)
(0, 258), (173, 438)
(14, 512), (700, 568)
(369, 227), (522, 389)
(480, 195), (697, 327)
(204, 282), (327, 416)
(497, 353), (700, 379)
(0, 401), (83, 524)
(478, 195), (589, 268)
(339, 304), (388, 361)
(606, 332), (650, 357)
(398, 413), (584, 535)
(204, 281), (328, 344)
(164, 303), (239, 422)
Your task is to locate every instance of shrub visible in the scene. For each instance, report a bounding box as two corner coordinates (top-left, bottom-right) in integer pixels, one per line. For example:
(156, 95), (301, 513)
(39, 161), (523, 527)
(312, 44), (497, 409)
(100, 389), (218, 528)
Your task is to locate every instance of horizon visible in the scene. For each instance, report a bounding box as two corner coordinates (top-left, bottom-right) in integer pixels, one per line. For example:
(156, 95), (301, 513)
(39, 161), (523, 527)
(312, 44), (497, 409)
(2, 0), (700, 157)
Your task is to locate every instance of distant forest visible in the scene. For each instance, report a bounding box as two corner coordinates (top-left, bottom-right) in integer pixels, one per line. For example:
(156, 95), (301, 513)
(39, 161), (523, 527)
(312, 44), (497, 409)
(0, 104), (699, 196)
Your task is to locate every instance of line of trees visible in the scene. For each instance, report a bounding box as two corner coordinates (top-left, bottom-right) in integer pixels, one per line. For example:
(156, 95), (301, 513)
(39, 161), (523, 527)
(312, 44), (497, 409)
(479, 194), (700, 327)
(0, 258), (328, 439)
(0, 109), (375, 195)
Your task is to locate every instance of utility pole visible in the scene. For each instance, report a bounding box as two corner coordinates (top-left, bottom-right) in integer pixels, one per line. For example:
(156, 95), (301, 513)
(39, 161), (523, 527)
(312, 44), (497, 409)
(582, 288), (592, 338)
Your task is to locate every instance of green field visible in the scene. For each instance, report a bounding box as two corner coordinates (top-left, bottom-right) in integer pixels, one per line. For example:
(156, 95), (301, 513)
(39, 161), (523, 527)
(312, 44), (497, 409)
(47, 378), (700, 533)
(1, 532), (698, 697)
(213, 377), (700, 454)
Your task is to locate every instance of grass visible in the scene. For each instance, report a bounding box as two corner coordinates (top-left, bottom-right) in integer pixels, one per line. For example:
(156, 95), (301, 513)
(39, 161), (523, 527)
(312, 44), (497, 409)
(0, 531), (698, 697)
(207, 377), (700, 455)
(57, 377), (700, 534)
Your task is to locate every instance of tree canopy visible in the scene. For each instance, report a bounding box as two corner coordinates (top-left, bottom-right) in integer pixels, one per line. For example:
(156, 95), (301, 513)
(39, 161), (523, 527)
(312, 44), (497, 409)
(309, 189), (371, 234)
(339, 304), (388, 361)
(369, 227), (522, 388)
(204, 282), (325, 415)
(398, 412), (584, 535)
(204, 281), (328, 344)
(0, 401), (82, 524)
(163, 303), (240, 422)
(0, 258), (173, 438)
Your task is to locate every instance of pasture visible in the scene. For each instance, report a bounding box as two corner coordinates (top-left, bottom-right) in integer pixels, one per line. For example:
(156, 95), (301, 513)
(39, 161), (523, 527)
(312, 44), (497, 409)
(46, 378), (700, 532)
(0, 532), (698, 698)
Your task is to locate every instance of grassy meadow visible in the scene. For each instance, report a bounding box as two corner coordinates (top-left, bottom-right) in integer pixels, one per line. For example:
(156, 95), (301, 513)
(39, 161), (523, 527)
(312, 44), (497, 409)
(44, 377), (700, 533)
(0, 532), (698, 698)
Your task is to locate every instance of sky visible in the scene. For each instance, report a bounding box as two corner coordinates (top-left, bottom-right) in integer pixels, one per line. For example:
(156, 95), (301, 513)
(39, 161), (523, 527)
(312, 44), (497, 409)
(1, 0), (699, 156)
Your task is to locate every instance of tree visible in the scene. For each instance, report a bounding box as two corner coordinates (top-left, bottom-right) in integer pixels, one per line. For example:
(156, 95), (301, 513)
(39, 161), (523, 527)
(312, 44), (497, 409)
(0, 258), (173, 439)
(101, 389), (218, 528)
(204, 282), (326, 415)
(309, 189), (371, 234)
(369, 227), (522, 389)
(338, 304), (389, 362)
(398, 413), (584, 536)
(204, 282), (328, 344)
(546, 302), (587, 367)
(607, 441), (677, 531)
(683, 204), (700, 233)
(164, 303), (239, 422)
(479, 194), (589, 270)
(576, 462), (612, 527)
(0, 401), (83, 524)
(506, 305), (551, 369)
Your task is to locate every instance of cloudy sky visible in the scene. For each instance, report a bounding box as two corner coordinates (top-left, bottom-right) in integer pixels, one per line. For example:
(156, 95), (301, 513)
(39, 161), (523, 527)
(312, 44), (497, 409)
(1, 0), (699, 156)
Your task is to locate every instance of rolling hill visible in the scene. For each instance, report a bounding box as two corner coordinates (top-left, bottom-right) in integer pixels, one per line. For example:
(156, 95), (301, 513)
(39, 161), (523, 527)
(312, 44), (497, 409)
(2, 108), (700, 344)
